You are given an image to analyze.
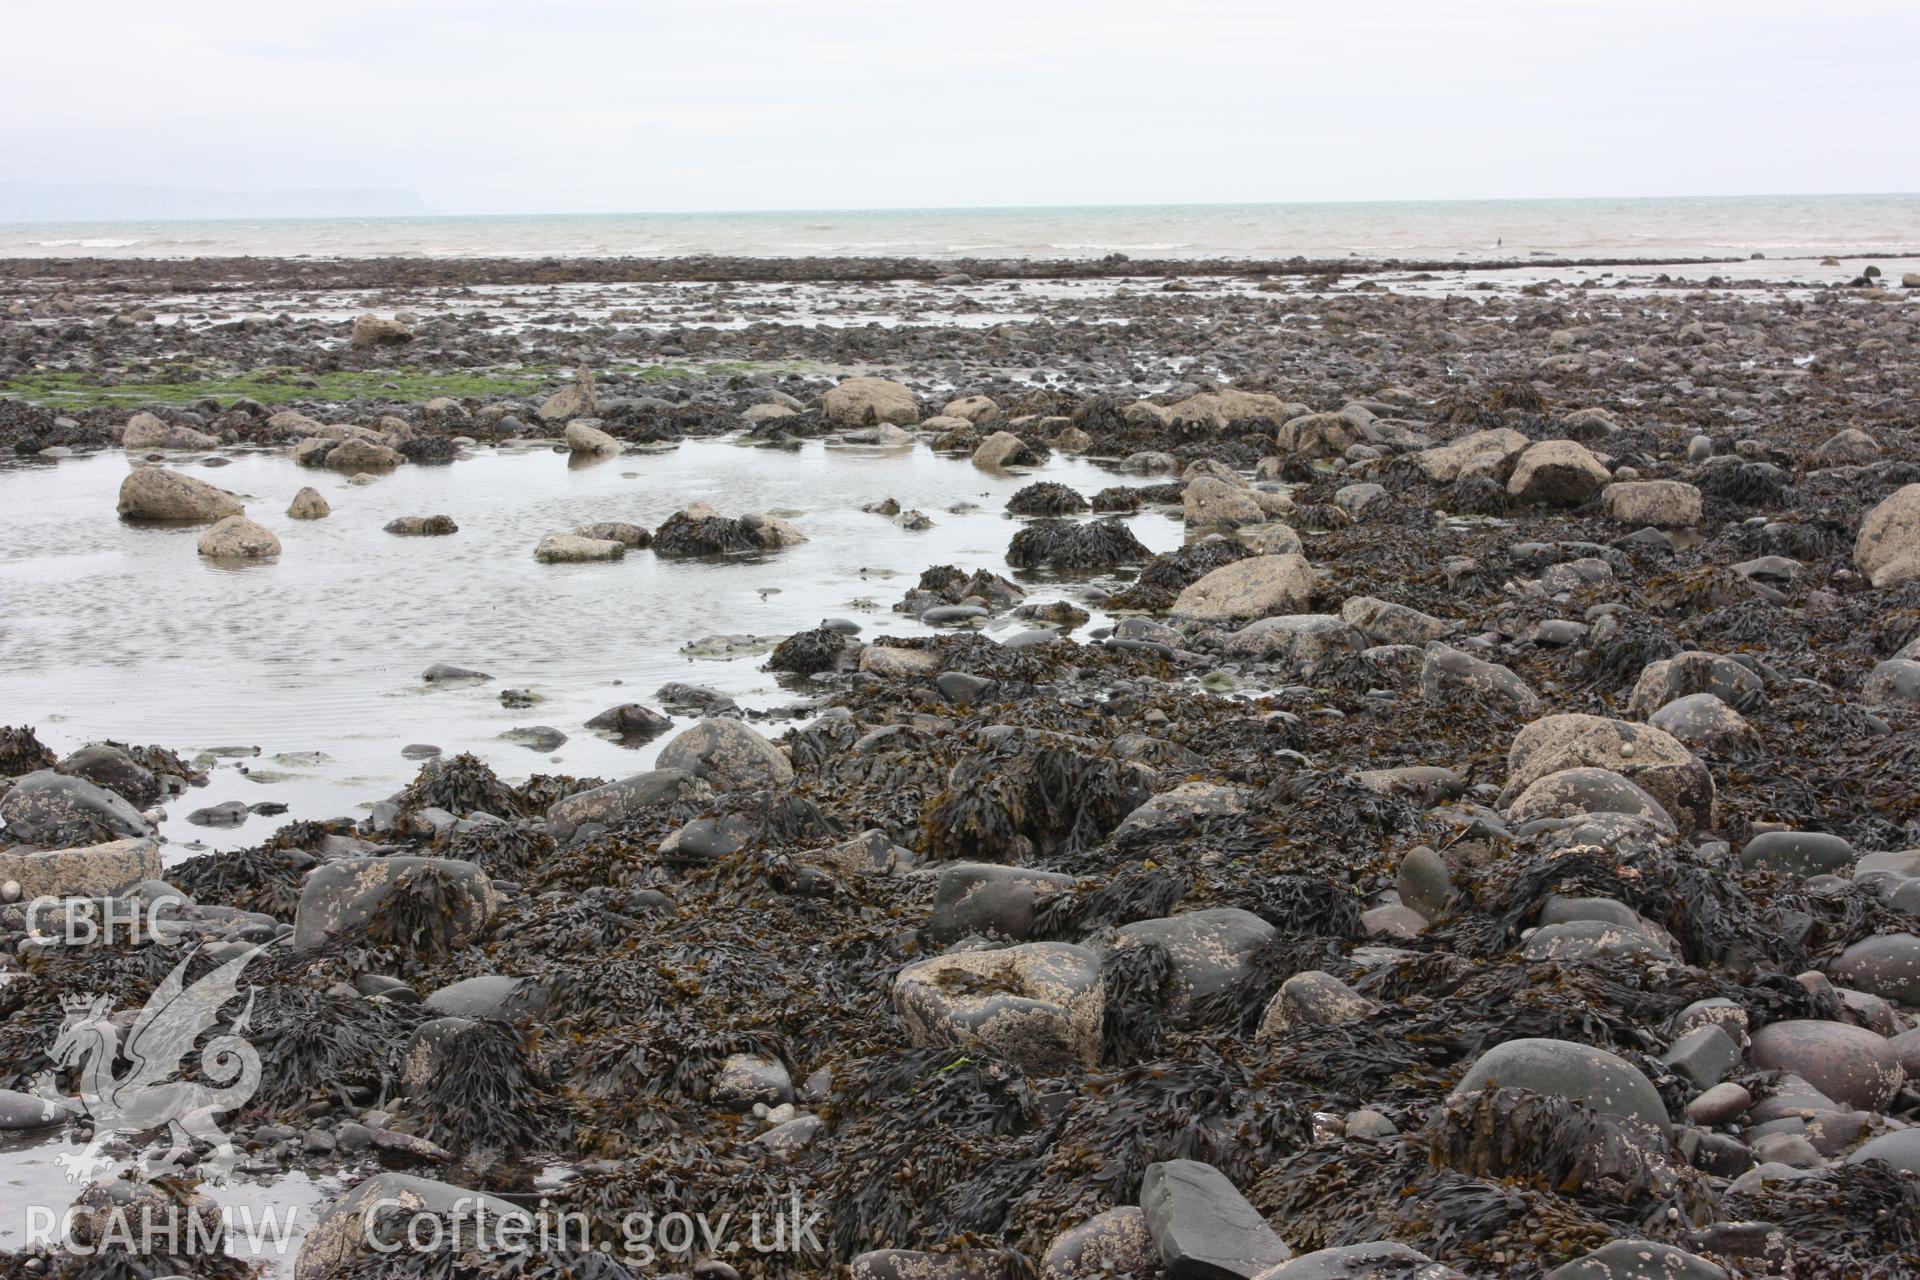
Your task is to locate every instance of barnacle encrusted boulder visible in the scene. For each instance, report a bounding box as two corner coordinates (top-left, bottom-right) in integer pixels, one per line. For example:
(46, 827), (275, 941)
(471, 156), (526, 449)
(0, 770), (154, 846)
(1411, 428), (1530, 483)
(1854, 483), (1920, 588)
(123, 411), (217, 450)
(292, 855), (501, 951)
(654, 717), (793, 790)
(0, 837), (162, 898)
(1500, 713), (1714, 835)
(196, 515), (281, 559)
(1626, 650), (1763, 717)
(563, 419), (621, 454)
(1182, 475), (1265, 528)
(892, 941), (1103, 1073)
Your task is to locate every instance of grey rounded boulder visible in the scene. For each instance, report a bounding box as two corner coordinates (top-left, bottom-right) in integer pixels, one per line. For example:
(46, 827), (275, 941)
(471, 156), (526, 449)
(893, 941), (1102, 1073)
(1450, 1037), (1668, 1127)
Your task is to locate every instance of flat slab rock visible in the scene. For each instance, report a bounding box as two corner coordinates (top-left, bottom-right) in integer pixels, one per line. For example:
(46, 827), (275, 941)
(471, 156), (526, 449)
(1140, 1158), (1292, 1278)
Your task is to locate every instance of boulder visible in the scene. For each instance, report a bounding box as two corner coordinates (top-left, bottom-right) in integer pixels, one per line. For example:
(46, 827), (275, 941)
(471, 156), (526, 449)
(1739, 830), (1855, 880)
(349, 314), (413, 348)
(1139, 1159), (1292, 1278)
(1255, 1244), (1457, 1279)
(574, 521), (650, 548)
(1846, 1128), (1920, 1176)
(1648, 693), (1759, 756)
(1451, 1037), (1668, 1127)
(1183, 476), (1266, 527)
(928, 863), (1078, 943)
(1501, 714), (1714, 835)
(1830, 933), (1920, 1007)
(1421, 642), (1538, 713)
(0, 837), (162, 898)
(1749, 1020), (1904, 1111)
(583, 703), (672, 740)
(1602, 480), (1702, 528)
(0, 771), (154, 846)
(287, 487), (330, 519)
(1042, 1207), (1159, 1280)
(545, 769), (709, 840)
(1170, 389), (1298, 429)
(1110, 909), (1276, 1024)
(1413, 428), (1530, 483)
(943, 394), (1000, 424)
(1542, 1241), (1729, 1280)
(1340, 596), (1456, 646)
(123, 412), (217, 450)
(1221, 614), (1363, 672)
(1626, 651), (1762, 717)
(1508, 767), (1673, 831)
(55, 743), (156, 804)
(384, 514), (457, 536)
(823, 377), (919, 426)
(117, 466), (244, 522)
(893, 942), (1103, 1073)
(295, 1174), (525, 1280)
(563, 419), (621, 454)
(1257, 971), (1377, 1038)
(1854, 483), (1920, 588)
(1172, 554), (1314, 621)
(654, 718), (793, 790)
(972, 430), (1040, 468)
(196, 515), (281, 559)
(292, 856), (500, 952)
(1507, 440), (1610, 506)
(533, 532), (625, 563)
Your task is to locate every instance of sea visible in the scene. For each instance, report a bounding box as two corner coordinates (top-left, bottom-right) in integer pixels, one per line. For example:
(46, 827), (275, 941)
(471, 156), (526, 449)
(2, 193), (1917, 262)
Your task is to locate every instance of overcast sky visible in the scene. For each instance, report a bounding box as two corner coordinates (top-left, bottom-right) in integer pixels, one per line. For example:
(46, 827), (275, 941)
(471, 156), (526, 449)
(10, 0), (1917, 215)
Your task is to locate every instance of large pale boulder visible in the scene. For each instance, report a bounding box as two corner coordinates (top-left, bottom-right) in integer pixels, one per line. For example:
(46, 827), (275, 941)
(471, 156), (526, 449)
(0, 837), (162, 899)
(1602, 480), (1702, 527)
(1854, 483), (1920, 588)
(117, 466), (244, 522)
(196, 515), (281, 559)
(823, 377), (919, 426)
(533, 532), (624, 563)
(563, 419), (621, 454)
(1413, 428), (1530, 483)
(972, 430), (1039, 468)
(123, 412), (216, 450)
(1167, 389), (1298, 429)
(349, 314), (413, 347)
(287, 487), (330, 519)
(1183, 476), (1265, 527)
(893, 942), (1102, 1073)
(1172, 554), (1313, 621)
(1507, 440), (1610, 506)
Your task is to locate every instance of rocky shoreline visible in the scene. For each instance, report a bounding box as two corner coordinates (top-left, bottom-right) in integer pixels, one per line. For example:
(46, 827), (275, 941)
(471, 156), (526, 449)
(2, 255), (1920, 1278)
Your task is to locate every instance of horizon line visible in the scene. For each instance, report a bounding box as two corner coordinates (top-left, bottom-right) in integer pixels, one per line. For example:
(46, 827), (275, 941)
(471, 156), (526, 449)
(5, 190), (1919, 228)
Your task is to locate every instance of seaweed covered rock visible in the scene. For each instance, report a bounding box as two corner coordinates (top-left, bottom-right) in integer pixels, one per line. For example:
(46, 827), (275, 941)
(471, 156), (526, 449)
(545, 768), (709, 840)
(296, 1174), (529, 1280)
(929, 862), (1079, 943)
(1006, 519), (1150, 570)
(292, 855), (501, 952)
(893, 941), (1103, 1073)
(1008, 481), (1090, 516)
(653, 502), (807, 556)
(922, 729), (1155, 861)
(1109, 908), (1276, 1025)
